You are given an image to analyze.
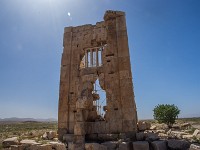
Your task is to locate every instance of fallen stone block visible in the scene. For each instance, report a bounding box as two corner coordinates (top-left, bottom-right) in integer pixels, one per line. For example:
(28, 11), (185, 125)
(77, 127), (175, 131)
(151, 140), (167, 150)
(20, 139), (38, 145)
(181, 123), (191, 129)
(2, 137), (19, 148)
(138, 121), (151, 131)
(150, 125), (157, 130)
(190, 143), (200, 150)
(182, 134), (194, 140)
(132, 141), (149, 150)
(193, 129), (200, 137)
(42, 131), (57, 140)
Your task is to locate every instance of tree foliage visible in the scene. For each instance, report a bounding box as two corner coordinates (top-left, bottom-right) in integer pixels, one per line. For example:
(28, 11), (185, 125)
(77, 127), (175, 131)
(153, 104), (180, 127)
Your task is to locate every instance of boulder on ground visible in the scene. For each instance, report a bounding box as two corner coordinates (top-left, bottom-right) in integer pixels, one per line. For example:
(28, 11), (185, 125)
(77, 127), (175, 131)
(2, 137), (19, 148)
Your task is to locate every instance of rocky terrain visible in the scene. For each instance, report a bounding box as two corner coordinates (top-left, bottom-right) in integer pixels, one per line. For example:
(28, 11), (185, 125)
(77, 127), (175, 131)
(1, 119), (200, 150)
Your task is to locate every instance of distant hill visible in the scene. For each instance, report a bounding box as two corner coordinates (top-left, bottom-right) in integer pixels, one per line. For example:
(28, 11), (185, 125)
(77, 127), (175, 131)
(0, 117), (57, 122)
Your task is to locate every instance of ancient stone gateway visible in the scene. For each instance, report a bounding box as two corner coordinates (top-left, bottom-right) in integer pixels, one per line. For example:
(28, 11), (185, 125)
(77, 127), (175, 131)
(58, 10), (137, 148)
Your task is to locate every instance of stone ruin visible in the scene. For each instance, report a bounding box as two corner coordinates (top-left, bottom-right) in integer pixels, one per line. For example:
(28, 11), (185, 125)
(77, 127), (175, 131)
(58, 10), (138, 149)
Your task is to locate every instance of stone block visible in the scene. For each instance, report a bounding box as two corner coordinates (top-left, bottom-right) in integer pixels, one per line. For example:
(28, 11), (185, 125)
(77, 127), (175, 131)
(42, 131), (57, 140)
(69, 122), (75, 133)
(98, 134), (119, 141)
(136, 132), (145, 141)
(145, 132), (159, 142)
(167, 139), (190, 150)
(190, 143), (200, 150)
(74, 122), (85, 135)
(85, 143), (107, 150)
(101, 141), (118, 150)
(76, 97), (89, 109)
(63, 134), (74, 142)
(74, 143), (85, 150)
(122, 120), (136, 132)
(118, 142), (132, 150)
(122, 108), (135, 121)
(119, 70), (132, 79)
(68, 142), (75, 150)
(49, 142), (66, 150)
(151, 140), (167, 150)
(117, 133), (125, 140)
(85, 134), (98, 141)
(109, 119), (122, 133)
(74, 135), (85, 144)
(75, 109), (85, 122)
(125, 131), (136, 140)
(64, 27), (73, 33)
(38, 144), (52, 150)
(193, 129), (200, 136)
(2, 137), (19, 148)
(137, 121), (151, 131)
(20, 139), (38, 145)
(85, 122), (94, 134)
(132, 141), (149, 150)
(10, 145), (19, 150)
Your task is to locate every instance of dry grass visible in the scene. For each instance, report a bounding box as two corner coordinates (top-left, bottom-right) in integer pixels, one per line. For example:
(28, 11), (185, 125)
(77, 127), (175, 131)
(0, 121), (57, 148)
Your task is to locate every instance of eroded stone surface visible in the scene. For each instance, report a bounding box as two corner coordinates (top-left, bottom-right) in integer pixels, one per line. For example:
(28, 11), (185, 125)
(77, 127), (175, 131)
(58, 10), (137, 147)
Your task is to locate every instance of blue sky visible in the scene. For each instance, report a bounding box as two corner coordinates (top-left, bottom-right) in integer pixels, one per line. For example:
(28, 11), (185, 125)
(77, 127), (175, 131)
(0, 0), (199, 119)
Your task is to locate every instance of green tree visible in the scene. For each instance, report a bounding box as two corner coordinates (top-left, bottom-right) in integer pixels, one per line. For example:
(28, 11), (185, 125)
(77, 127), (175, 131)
(153, 104), (180, 127)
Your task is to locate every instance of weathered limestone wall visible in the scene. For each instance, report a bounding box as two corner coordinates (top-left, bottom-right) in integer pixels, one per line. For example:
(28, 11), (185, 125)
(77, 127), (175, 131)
(58, 10), (137, 144)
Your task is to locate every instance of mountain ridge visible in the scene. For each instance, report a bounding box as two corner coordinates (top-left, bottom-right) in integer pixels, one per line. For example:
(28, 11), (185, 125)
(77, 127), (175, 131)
(0, 117), (57, 122)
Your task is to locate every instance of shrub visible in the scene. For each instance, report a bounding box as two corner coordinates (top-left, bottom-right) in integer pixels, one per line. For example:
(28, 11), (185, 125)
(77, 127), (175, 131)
(153, 104), (180, 127)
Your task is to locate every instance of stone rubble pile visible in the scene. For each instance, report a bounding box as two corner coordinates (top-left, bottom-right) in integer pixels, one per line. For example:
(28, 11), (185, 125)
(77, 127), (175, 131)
(2, 122), (200, 150)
